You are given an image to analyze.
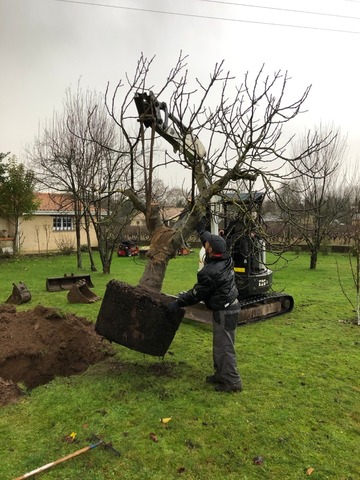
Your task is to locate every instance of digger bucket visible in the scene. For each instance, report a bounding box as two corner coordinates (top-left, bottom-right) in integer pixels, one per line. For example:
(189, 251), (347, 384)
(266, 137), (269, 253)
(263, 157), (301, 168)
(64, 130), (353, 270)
(6, 282), (31, 305)
(67, 280), (101, 304)
(46, 274), (94, 292)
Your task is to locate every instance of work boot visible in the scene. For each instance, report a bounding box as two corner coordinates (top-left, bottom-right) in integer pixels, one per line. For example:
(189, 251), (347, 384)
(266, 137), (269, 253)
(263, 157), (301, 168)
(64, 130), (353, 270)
(215, 383), (242, 393)
(206, 374), (223, 384)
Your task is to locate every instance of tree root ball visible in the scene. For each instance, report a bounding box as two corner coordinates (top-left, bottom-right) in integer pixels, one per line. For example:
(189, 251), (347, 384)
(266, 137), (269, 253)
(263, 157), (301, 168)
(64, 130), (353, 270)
(0, 304), (113, 406)
(95, 280), (184, 357)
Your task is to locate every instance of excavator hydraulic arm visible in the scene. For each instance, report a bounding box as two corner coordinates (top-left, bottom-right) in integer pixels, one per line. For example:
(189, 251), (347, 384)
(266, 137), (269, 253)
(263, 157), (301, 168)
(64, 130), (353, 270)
(134, 91), (209, 192)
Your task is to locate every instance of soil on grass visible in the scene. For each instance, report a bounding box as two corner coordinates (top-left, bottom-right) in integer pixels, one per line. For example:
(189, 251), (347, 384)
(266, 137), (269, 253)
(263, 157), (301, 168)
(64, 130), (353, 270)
(0, 304), (113, 407)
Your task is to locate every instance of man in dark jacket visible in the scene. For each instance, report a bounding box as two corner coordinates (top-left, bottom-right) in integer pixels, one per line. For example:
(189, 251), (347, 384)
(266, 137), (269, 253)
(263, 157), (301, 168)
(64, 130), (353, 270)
(168, 231), (243, 392)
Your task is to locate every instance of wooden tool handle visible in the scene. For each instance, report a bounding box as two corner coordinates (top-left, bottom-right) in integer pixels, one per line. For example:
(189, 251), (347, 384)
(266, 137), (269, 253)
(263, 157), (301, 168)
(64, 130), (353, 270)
(13, 442), (101, 480)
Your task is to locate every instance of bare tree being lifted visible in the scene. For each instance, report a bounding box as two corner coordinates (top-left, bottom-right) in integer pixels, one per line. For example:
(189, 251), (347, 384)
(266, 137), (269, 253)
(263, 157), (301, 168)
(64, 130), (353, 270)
(94, 53), (333, 355)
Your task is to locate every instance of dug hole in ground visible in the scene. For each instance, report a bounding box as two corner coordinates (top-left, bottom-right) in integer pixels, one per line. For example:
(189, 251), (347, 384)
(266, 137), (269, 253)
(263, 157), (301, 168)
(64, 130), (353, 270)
(0, 282), (183, 407)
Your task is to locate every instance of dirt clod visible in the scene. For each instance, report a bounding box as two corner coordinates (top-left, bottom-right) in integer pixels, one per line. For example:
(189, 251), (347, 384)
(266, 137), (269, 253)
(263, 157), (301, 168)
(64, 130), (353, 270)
(0, 304), (113, 406)
(0, 377), (24, 407)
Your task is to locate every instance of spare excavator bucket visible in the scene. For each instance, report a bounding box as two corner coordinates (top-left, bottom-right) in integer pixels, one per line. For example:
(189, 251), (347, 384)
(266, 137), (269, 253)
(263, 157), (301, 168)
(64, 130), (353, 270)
(46, 274), (94, 292)
(6, 282), (31, 305)
(67, 280), (101, 304)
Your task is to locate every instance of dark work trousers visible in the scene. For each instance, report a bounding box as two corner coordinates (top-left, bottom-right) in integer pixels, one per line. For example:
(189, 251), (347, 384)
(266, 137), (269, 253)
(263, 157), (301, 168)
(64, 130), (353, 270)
(212, 300), (242, 388)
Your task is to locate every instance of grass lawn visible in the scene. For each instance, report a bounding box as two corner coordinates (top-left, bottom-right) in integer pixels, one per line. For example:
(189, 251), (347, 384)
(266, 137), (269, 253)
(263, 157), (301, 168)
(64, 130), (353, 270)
(0, 250), (359, 479)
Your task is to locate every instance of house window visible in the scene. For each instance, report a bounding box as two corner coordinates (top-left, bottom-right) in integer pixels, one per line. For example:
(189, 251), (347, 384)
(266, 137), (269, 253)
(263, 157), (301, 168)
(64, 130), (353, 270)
(53, 216), (74, 231)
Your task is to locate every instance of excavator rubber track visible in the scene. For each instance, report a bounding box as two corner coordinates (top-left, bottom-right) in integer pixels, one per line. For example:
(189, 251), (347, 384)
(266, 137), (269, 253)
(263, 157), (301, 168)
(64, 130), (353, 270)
(237, 292), (294, 325)
(183, 292), (294, 326)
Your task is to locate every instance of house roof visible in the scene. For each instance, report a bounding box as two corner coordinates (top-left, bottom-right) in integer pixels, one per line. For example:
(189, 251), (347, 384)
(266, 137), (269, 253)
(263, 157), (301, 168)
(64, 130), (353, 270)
(35, 193), (186, 219)
(35, 192), (75, 214)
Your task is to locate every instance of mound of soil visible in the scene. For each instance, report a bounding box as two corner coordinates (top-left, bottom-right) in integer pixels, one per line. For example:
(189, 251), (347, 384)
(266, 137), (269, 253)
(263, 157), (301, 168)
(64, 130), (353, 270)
(0, 304), (113, 406)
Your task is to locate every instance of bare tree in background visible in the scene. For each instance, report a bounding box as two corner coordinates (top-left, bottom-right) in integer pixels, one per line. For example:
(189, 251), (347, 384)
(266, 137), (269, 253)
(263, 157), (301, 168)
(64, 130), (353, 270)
(30, 83), (134, 273)
(275, 124), (350, 269)
(336, 175), (360, 326)
(163, 186), (188, 208)
(31, 103), (85, 268)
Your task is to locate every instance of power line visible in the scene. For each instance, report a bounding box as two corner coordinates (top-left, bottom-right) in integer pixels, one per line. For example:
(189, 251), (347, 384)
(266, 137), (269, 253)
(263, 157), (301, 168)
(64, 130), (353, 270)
(55, 0), (360, 34)
(200, 0), (360, 21)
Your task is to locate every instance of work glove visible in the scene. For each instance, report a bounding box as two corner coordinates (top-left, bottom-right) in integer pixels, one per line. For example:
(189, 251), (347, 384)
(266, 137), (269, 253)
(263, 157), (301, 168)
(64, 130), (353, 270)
(167, 300), (182, 314)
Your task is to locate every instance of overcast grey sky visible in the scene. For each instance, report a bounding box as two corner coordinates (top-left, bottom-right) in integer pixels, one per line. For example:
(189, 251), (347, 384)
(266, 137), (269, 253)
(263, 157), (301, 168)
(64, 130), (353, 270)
(1, 0), (359, 184)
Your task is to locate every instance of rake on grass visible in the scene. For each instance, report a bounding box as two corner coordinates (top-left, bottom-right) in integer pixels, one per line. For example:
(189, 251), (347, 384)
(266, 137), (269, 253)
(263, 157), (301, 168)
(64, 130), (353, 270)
(12, 434), (120, 480)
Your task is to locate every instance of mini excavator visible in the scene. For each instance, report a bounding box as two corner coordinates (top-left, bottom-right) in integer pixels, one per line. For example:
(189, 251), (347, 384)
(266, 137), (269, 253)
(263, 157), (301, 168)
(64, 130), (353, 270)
(134, 91), (294, 325)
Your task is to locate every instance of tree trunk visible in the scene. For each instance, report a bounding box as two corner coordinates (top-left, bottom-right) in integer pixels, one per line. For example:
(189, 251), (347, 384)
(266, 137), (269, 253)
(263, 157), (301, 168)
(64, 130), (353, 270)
(138, 226), (179, 292)
(102, 257), (111, 275)
(310, 251), (317, 270)
(88, 248), (97, 272)
(12, 217), (19, 257)
(75, 216), (82, 269)
(97, 238), (111, 274)
(139, 258), (171, 292)
(84, 213), (97, 271)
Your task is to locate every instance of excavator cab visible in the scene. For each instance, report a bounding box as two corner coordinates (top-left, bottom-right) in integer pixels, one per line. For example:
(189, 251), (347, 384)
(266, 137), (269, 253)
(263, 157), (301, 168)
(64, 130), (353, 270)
(222, 191), (273, 298)
(231, 235), (273, 298)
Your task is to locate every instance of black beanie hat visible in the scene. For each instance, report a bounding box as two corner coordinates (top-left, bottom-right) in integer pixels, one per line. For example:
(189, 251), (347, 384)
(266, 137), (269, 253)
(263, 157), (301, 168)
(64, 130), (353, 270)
(200, 231), (227, 254)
